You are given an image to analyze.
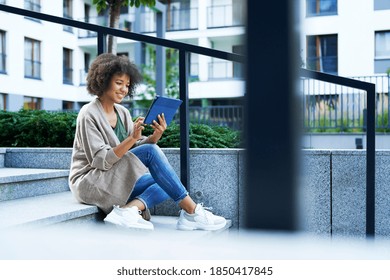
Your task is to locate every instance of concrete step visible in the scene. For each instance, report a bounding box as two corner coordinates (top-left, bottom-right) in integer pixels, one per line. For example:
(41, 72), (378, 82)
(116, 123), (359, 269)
(4, 148), (72, 169)
(0, 191), (101, 228)
(0, 190), (232, 234)
(0, 168), (70, 202)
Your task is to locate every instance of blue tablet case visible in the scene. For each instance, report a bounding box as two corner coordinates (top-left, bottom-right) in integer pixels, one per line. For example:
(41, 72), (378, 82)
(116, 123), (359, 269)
(144, 96), (183, 125)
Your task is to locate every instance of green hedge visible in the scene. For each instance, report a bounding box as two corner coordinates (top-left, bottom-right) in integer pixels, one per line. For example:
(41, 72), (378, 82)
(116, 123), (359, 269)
(0, 110), (241, 148)
(0, 110), (78, 147)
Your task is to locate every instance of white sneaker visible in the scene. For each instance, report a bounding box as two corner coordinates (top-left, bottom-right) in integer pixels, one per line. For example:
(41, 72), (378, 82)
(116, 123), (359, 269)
(176, 203), (227, 231)
(104, 205), (154, 230)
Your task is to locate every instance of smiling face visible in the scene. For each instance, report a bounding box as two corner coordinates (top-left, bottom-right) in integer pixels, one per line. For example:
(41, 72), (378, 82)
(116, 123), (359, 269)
(101, 73), (131, 104)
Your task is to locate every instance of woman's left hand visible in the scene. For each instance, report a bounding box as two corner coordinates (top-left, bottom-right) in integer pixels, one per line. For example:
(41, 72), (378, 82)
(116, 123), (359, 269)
(149, 113), (167, 143)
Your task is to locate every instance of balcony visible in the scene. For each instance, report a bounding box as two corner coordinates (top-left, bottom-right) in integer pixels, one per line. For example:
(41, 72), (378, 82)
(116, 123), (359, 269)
(78, 14), (133, 38)
(78, 3), (246, 37)
(207, 3), (245, 28)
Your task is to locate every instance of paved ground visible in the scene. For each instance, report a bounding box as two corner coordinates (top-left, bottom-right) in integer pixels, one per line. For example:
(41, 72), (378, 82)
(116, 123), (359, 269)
(1, 219), (390, 260)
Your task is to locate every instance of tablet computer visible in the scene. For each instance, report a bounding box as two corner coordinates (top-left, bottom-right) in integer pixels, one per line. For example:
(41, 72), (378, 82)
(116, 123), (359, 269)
(144, 96), (183, 125)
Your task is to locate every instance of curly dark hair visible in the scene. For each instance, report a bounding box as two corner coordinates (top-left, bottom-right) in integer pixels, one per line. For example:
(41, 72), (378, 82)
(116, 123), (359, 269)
(86, 53), (143, 97)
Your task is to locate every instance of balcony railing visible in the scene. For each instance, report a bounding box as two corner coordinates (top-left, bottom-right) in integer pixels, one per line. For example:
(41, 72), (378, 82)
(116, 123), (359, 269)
(78, 3), (245, 36)
(208, 60), (232, 79)
(166, 7), (198, 31)
(207, 4), (245, 28)
(78, 14), (133, 38)
(208, 59), (244, 79)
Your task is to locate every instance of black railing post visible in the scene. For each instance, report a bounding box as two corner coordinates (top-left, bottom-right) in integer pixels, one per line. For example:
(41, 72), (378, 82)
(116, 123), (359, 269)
(179, 50), (190, 190)
(366, 83), (376, 237)
(155, 2), (166, 96)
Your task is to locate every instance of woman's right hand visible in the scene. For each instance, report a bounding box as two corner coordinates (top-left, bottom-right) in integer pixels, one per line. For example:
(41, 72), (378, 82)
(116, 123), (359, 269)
(114, 117), (145, 158)
(131, 117), (145, 140)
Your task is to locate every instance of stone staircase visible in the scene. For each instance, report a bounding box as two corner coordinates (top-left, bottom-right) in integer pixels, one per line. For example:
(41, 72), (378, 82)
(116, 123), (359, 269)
(0, 148), (232, 232)
(0, 148), (103, 229)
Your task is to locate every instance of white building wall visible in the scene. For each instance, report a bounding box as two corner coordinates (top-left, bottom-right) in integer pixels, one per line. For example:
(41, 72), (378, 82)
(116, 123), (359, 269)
(0, 0), (244, 110)
(0, 0), (96, 110)
(300, 0), (390, 77)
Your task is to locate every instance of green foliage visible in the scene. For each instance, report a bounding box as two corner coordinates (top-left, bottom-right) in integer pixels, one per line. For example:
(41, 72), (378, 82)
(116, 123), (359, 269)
(93, 0), (156, 13)
(376, 110), (390, 133)
(0, 110), (77, 147)
(305, 117), (363, 133)
(142, 122), (241, 148)
(305, 111), (390, 133)
(135, 46), (180, 108)
(0, 110), (241, 148)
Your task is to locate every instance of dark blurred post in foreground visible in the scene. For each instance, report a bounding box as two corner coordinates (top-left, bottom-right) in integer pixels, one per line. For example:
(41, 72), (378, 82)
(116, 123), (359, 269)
(244, 0), (301, 231)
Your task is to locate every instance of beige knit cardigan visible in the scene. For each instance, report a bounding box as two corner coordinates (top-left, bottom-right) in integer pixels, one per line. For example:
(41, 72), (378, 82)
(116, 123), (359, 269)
(68, 98), (149, 214)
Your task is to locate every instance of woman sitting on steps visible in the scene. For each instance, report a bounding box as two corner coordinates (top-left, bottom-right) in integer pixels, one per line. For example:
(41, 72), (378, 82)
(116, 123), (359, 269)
(68, 53), (226, 231)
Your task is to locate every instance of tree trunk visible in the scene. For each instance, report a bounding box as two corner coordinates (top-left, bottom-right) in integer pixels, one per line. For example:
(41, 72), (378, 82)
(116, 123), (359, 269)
(108, 0), (122, 54)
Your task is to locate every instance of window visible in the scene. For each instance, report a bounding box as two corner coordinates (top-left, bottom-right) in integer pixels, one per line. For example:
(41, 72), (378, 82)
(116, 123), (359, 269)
(84, 4), (90, 23)
(24, 0), (40, 12)
(190, 53), (198, 78)
(374, 31), (390, 73)
(167, 0), (197, 31)
(306, 0), (337, 16)
(117, 52), (128, 57)
(24, 0), (41, 21)
(233, 45), (244, 79)
(24, 37), (41, 79)
(63, 0), (73, 32)
(376, 31), (390, 58)
(80, 52), (91, 85)
(63, 101), (74, 111)
(63, 48), (73, 84)
(306, 34), (338, 74)
(374, 0), (390, 10)
(0, 93), (6, 110)
(232, 1), (245, 26)
(23, 96), (41, 110)
(0, 30), (6, 74)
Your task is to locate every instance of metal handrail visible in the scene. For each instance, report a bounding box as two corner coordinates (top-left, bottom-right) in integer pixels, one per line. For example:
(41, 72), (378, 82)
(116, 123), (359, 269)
(0, 3), (245, 193)
(300, 68), (376, 237)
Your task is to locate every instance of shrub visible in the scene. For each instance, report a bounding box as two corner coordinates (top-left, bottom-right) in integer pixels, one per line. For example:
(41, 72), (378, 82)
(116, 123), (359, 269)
(142, 122), (241, 148)
(0, 110), (241, 148)
(0, 110), (77, 147)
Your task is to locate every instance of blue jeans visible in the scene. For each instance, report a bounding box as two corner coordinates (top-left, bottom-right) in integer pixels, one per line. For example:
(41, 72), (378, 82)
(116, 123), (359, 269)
(128, 144), (188, 209)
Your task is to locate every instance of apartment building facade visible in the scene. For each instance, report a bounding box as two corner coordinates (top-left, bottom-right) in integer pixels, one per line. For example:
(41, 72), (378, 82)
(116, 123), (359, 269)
(0, 0), (245, 111)
(300, 0), (390, 77)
